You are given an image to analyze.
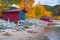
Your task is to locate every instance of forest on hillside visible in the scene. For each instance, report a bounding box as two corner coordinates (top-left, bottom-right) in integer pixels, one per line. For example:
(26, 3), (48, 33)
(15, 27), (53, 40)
(44, 5), (60, 16)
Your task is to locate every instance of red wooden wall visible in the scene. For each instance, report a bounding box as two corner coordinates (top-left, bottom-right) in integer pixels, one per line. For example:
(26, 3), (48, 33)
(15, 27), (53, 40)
(2, 12), (19, 21)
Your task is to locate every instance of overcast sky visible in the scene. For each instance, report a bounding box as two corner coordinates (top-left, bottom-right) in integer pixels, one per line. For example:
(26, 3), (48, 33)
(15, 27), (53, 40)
(33, 0), (60, 6)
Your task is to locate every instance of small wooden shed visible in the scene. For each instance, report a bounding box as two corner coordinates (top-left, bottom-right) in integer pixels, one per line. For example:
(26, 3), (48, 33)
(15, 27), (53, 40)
(2, 9), (26, 21)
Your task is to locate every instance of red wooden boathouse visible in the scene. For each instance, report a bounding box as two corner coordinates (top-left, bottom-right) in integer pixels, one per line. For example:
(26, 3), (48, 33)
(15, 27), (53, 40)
(2, 9), (26, 21)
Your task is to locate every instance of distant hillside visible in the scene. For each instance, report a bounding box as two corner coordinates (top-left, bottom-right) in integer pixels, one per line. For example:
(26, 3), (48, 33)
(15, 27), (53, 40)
(44, 5), (53, 11)
(54, 5), (60, 8)
(44, 5), (60, 16)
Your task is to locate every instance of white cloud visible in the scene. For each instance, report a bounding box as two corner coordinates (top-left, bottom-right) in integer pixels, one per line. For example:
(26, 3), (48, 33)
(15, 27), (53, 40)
(33, 0), (60, 6)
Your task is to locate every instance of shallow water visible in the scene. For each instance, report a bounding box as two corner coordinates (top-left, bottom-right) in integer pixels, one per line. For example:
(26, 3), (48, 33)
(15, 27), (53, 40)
(45, 27), (60, 40)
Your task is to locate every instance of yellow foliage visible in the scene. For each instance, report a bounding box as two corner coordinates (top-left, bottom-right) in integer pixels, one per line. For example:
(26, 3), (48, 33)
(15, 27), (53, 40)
(17, 0), (52, 19)
(17, 0), (35, 19)
(0, 6), (10, 17)
(0, 6), (7, 17)
(34, 4), (52, 18)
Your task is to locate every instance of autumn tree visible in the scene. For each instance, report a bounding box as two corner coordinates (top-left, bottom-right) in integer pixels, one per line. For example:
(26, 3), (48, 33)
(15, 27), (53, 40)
(35, 6), (41, 19)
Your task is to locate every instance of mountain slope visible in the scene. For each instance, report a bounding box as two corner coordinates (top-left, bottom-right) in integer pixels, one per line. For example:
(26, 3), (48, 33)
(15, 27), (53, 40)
(44, 5), (60, 16)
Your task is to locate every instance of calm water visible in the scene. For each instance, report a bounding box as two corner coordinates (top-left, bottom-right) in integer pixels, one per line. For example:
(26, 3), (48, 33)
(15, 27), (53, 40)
(45, 27), (60, 40)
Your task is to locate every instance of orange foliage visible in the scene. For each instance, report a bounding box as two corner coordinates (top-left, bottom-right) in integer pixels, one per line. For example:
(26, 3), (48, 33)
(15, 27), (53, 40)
(56, 16), (60, 20)
(17, 0), (35, 18)
(17, 0), (52, 19)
